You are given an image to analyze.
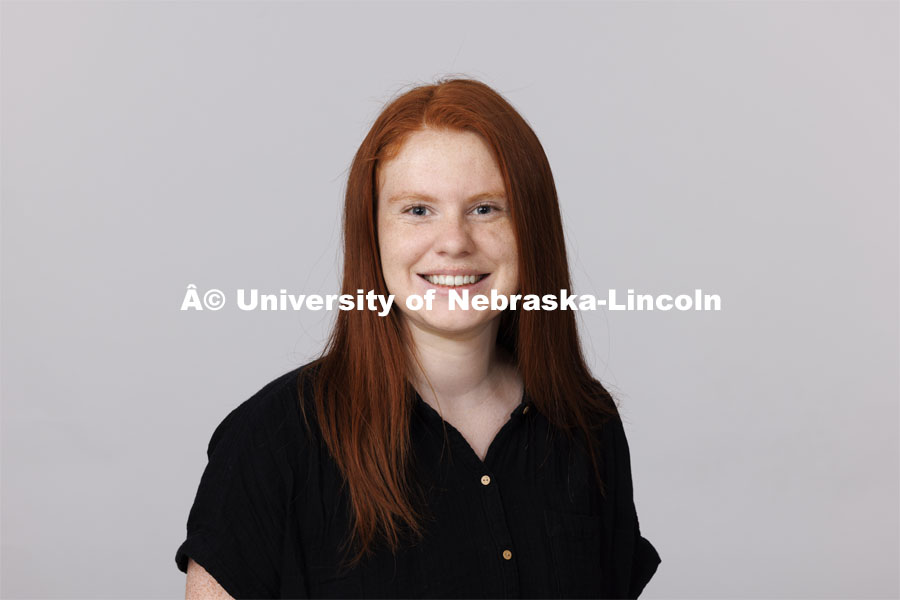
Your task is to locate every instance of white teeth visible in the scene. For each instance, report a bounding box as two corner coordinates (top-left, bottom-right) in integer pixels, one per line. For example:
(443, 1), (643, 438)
(424, 274), (483, 286)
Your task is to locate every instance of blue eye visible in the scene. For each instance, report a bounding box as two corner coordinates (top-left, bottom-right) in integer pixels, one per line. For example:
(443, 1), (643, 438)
(406, 205), (428, 216)
(474, 204), (495, 215)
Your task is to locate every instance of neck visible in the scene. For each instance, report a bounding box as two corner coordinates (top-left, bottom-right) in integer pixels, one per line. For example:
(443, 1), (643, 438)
(403, 318), (516, 414)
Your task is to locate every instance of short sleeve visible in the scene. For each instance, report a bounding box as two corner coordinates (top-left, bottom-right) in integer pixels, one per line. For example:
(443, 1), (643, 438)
(175, 378), (300, 599)
(608, 415), (662, 599)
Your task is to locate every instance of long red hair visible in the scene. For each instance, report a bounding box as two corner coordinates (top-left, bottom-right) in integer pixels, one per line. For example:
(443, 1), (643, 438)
(298, 77), (618, 567)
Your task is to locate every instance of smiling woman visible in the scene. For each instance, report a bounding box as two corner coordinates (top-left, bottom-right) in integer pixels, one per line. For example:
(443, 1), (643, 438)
(175, 77), (661, 599)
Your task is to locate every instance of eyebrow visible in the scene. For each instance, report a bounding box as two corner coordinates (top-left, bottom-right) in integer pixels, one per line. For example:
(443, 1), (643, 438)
(386, 191), (507, 204)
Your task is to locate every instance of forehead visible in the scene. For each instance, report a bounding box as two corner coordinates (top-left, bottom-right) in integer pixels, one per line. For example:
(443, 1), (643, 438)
(378, 129), (506, 202)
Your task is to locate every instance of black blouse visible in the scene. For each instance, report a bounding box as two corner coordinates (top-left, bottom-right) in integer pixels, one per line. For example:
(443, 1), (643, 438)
(175, 364), (661, 599)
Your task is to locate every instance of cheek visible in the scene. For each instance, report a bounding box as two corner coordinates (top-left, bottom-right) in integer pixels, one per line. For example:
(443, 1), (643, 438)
(379, 223), (429, 274)
(479, 223), (519, 268)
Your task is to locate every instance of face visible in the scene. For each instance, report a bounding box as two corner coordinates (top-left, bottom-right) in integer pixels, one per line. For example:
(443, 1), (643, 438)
(376, 128), (519, 339)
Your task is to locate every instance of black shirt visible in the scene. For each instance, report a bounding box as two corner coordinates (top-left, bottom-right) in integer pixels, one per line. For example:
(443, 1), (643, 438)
(175, 364), (661, 598)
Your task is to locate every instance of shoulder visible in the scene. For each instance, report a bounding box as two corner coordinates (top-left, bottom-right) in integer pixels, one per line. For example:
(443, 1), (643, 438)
(599, 409), (633, 471)
(205, 361), (321, 461)
(177, 363), (324, 595)
(588, 396), (628, 446)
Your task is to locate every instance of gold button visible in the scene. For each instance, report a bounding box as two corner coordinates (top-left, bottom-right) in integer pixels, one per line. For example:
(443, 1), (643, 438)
(481, 475), (491, 485)
(522, 405), (530, 415)
(502, 549), (512, 560)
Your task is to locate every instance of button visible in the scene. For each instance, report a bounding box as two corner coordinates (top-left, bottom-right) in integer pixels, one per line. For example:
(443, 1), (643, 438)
(522, 405), (530, 415)
(502, 549), (512, 560)
(481, 475), (491, 485)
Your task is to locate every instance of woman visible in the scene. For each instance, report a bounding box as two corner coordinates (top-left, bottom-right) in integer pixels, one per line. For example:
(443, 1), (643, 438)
(175, 77), (661, 599)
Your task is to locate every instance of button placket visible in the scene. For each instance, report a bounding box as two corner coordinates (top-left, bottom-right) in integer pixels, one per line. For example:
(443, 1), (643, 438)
(479, 472), (519, 597)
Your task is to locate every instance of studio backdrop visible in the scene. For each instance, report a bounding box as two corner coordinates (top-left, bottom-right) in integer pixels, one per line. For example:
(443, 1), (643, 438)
(1, 1), (897, 598)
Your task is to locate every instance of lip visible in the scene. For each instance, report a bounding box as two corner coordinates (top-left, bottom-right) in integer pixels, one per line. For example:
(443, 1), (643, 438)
(417, 270), (489, 277)
(416, 273), (491, 296)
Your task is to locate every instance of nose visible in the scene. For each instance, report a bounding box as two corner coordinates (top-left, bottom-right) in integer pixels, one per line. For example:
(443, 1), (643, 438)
(434, 213), (474, 256)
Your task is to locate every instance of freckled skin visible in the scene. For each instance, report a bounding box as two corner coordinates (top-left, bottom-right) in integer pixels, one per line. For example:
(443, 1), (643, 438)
(185, 558), (234, 599)
(377, 127), (519, 338)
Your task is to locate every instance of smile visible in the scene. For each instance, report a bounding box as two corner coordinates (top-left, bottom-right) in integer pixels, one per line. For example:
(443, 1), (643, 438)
(419, 274), (489, 287)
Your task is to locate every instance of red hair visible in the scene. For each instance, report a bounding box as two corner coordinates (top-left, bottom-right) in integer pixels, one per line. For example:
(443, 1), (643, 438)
(298, 77), (618, 567)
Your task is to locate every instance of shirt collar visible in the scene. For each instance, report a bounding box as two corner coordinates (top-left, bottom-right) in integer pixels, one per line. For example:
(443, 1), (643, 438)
(412, 388), (532, 426)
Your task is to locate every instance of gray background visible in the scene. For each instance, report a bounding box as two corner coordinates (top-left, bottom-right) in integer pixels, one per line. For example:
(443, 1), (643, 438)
(2, 1), (897, 598)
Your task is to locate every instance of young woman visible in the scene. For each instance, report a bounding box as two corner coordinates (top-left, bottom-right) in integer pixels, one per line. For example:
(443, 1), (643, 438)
(176, 78), (661, 599)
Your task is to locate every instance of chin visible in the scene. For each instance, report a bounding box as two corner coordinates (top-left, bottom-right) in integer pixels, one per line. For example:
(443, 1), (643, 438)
(411, 313), (496, 337)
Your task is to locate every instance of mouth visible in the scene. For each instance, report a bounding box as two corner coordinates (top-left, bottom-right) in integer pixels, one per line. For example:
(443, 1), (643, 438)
(418, 273), (490, 288)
